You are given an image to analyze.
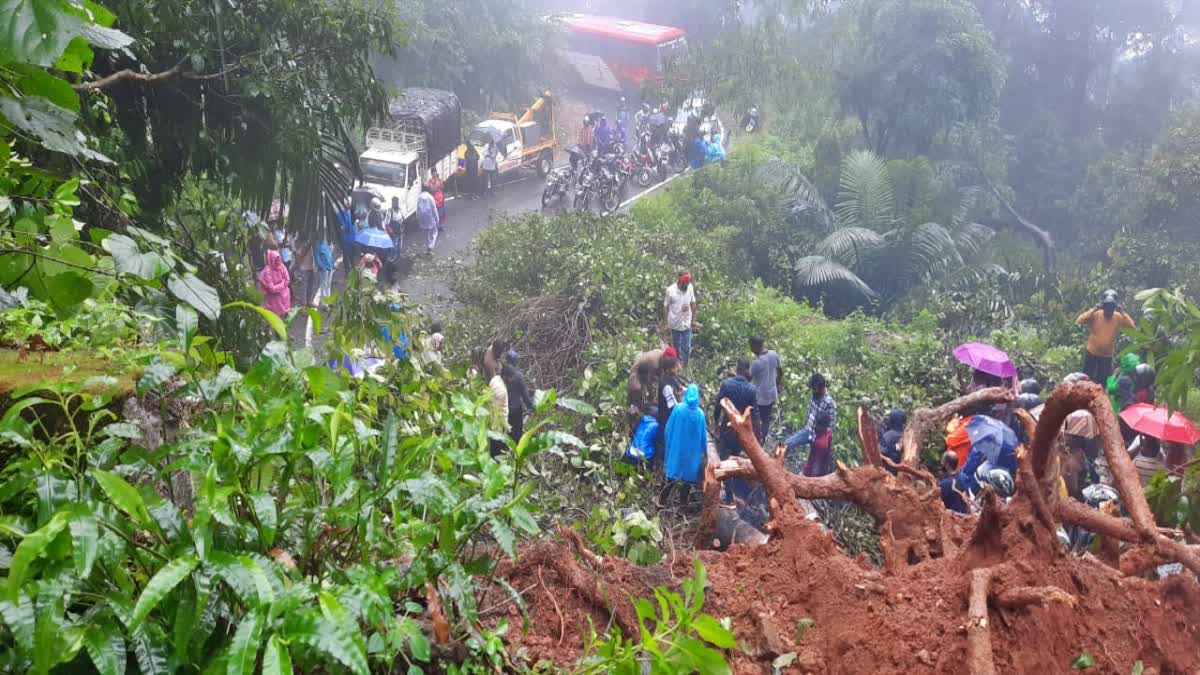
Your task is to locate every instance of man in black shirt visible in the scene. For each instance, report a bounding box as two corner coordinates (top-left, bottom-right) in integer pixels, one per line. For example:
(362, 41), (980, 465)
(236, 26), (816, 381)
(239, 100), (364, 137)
(712, 359), (759, 503)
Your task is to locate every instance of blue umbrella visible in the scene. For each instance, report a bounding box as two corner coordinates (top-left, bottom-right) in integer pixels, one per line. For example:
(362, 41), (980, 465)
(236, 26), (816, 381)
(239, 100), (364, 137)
(355, 227), (394, 249)
(965, 415), (1018, 473)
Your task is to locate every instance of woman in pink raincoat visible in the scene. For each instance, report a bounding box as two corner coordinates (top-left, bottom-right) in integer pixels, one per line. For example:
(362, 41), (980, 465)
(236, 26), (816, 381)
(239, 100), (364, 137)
(258, 249), (291, 316)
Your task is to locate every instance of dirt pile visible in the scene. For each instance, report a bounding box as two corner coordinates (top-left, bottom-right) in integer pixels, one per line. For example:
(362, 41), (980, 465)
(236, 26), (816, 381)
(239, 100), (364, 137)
(485, 384), (1200, 673)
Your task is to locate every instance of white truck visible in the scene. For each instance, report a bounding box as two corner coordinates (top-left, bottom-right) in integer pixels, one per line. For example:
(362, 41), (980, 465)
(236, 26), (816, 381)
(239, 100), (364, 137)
(357, 88), (461, 225)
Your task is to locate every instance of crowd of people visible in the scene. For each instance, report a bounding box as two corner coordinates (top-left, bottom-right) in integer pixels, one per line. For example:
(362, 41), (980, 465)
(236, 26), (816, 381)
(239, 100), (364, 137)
(575, 97), (727, 172)
(613, 281), (1196, 539)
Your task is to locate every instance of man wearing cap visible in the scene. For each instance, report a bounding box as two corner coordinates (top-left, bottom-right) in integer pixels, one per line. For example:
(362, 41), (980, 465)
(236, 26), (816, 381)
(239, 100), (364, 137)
(1077, 290), (1135, 384)
(662, 273), (698, 366)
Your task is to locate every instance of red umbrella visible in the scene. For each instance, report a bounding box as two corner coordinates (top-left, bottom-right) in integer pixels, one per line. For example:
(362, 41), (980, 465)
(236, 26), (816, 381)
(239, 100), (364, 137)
(1119, 404), (1200, 445)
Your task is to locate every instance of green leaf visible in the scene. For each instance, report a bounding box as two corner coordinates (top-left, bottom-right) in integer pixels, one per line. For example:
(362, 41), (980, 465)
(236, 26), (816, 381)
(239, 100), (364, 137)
(91, 469), (154, 530)
(1072, 653), (1095, 670)
(55, 37), (93, 73)
(508, 505), (539, 536)
(227, 610), (264, 675)
(249, 492), (277, 547)
(200, 365), (242, 400)
(43, 270), (94, 315)
(409, 631), (431, 662)
(209, 553), (274, 609)
(318, 592), (369, 675)
(102, 234), (169, 280)
(33, 598), (63, 674)
(6, 511), (68, 603)
(692, 614), (736, 649)
(131, 627), (169, 675)
(177, 304), (199, 353)
(488, 516), (516, 558)
(67, 504), (98, 578)
(0, 595), (35, 650)
(130, 555), (199, 630)
(675, 636), (731, 675)
(0, 0), (132, 66)
(305, 365), (343, 398)
(137, 363), (177, 395)
(1131, 660), (1144, 675)
(169, 274), (221, 320)
(556, 397), (596, 416)
(83, 618), (125, 675)
(225, 301), (285, 340)
(14, 65), (79, 112)
(263, 633), (293, 675)
(173, 583), (198, 666)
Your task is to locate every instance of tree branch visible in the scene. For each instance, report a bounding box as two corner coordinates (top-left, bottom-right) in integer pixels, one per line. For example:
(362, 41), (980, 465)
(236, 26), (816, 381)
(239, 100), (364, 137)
(73, 64), (183, 91)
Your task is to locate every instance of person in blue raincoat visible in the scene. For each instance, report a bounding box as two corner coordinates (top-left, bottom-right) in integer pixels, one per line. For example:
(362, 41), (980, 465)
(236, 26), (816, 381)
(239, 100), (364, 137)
(956, 414), (1018, 494)
(659, 384), (707, 507)
(624, 408), (659, 465)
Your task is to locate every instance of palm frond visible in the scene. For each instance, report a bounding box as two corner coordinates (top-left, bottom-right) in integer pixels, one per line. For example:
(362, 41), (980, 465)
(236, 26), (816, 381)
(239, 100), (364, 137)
(756, 158), (835, 231)
(794, 255), (878, 300)
(953, 221), (995, 260)
(815, 227), (886, 268)
(952, 186), (983, 229)
(836, 150), (894, 231)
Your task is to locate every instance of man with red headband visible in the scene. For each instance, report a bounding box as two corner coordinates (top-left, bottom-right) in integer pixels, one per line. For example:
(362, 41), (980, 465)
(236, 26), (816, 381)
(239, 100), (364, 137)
(662, 272), (697, 366)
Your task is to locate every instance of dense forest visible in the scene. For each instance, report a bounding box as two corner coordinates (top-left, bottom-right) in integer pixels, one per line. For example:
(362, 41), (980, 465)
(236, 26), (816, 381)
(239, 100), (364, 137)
(3, 0), (1200, 673)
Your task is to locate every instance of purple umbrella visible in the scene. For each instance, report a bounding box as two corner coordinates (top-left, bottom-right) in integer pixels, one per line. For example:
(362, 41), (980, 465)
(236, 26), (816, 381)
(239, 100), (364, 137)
(953, 342), (1017, 379)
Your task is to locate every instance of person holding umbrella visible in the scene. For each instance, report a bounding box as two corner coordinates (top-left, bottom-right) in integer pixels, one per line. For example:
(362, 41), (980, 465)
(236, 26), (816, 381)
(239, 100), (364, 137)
(353, 219), (395, 284)
(1078, 290), (1136, 384)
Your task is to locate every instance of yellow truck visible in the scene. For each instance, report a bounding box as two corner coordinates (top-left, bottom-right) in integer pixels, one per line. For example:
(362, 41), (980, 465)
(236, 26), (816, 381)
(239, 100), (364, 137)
(459, 92), (559, 178)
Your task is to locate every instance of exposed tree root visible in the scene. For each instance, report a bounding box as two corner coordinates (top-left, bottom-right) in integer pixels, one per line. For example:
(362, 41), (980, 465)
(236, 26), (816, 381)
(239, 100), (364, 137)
(966, 567), (997, 675)
(991, 585), (1076, 609)
(518, 540), (640, 638)
(697, 441), (725, 549)
(858, 406), (883, 468)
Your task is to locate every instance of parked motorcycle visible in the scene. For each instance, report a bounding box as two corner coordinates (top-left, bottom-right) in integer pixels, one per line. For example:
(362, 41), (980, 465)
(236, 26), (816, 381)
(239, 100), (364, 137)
(541, 147), (583, 208)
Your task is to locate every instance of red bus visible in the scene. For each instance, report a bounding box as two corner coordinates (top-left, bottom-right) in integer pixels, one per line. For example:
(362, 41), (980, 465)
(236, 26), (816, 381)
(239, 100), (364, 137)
(553, 14), (688, 92)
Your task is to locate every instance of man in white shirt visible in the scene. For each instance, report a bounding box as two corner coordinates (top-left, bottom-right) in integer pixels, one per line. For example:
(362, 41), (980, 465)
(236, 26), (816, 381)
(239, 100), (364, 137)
(661, 272), (697, 365)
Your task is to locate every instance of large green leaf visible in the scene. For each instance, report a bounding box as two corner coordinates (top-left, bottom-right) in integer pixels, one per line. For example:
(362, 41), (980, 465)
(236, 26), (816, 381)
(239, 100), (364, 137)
(42, 270), (94, 315)
(0, 0), (131, 66)
(131, 627), (169, 675)
(249, 492), (277, 548)
(14, 64), (79, 111)
(6, 511), (68, 603)
(224, 301), (285, 340)
(101, 234), (170, 280)
(67, 504), (98, 578)
(319, 593), (369, 675)
(227, 610), (264, 675)
(209, 552), (274, 610)
(169, 273), (221, 321)
(691, 614), (735, 649)
(91, 469), (154, 531)
(130, 555), (199, 630)
(83, 618), (126, 675)
(0, 96), (109, 161)
(262, 633), (293, 675)
(0, 595), (36, 650)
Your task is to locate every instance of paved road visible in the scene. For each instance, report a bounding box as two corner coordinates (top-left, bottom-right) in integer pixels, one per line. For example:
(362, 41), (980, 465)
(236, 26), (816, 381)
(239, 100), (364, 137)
(393, 158), (686, 320)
